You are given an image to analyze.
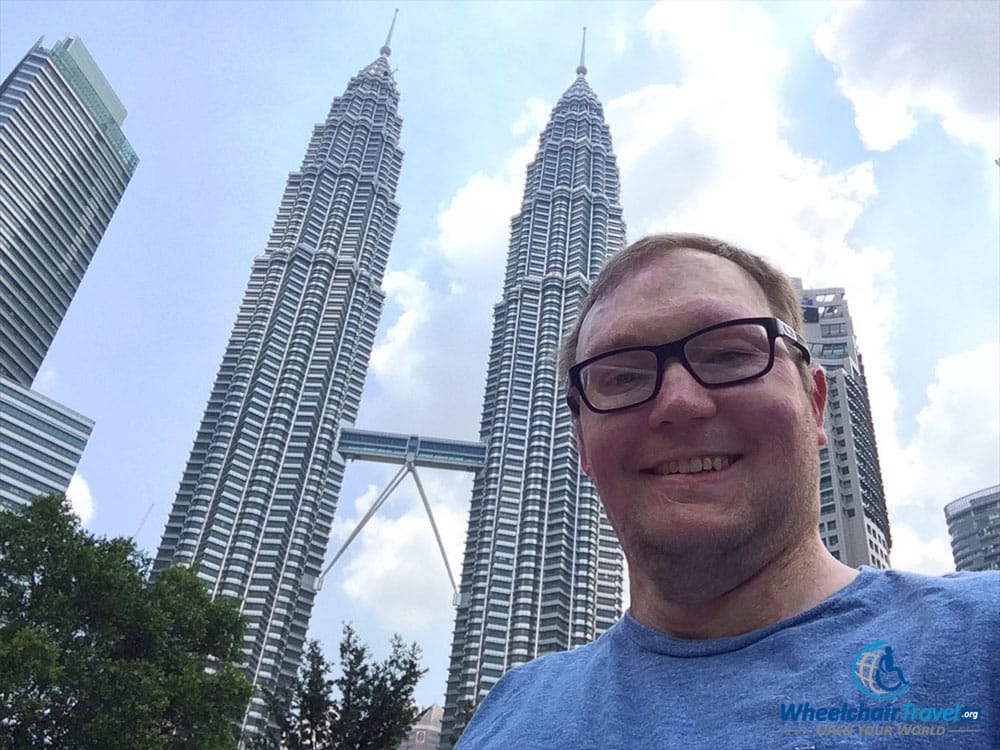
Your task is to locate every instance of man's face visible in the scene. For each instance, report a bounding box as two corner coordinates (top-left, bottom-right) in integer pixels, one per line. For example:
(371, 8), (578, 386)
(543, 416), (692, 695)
(574, 249), (827, 582)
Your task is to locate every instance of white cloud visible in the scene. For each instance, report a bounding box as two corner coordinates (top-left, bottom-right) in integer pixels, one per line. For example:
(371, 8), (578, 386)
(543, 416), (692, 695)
(614, 2), (879, 271)
(369, 269), (431, 385)
(66, 472), (94, 527)
(609, 18), (629, 55)
(888, 343), (1000, 512)
(433, 129), (538, 293)
(338, 470), (471, 632)
(815, 1), (1000, 153)
(361, 99), (545, 440)
(888, 524), (956, 576)
(352, 482), (381, 517)
(327, 482), (381, 549)
(879, 342), (1000, 573)
(612, 0), (890, 364)
(511, 97), (548, 137)
(35, 367), (58, 392)
(645, 0), (787, 87)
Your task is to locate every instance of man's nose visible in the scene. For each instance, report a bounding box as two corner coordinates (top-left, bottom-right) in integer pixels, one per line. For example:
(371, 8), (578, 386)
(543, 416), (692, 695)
(646, 360), (717, 426)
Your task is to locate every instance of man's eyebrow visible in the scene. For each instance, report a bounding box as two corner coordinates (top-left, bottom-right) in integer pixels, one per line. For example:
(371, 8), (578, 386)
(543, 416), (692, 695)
(585, 326), (667, 356)
(592, 333), (653, 352)
(585, 312), (746, 355)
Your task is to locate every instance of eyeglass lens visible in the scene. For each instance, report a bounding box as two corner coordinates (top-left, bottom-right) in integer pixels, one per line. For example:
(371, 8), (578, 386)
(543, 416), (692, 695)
(580, 322), (774, 410)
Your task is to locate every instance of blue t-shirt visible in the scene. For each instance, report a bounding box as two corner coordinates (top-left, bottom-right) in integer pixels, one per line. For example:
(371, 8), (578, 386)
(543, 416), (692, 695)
(457, 568), (999, 749)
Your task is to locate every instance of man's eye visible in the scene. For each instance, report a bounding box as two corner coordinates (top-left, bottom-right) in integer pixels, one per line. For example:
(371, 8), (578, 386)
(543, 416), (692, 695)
(709, 347), (757, 363)
(694, 343), (768, 369)
(594, 367), (654, 391)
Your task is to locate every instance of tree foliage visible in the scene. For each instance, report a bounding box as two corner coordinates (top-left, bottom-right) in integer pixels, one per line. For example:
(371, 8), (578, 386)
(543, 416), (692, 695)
(251, 624), (425, 749)
(0, 494), (252, 748)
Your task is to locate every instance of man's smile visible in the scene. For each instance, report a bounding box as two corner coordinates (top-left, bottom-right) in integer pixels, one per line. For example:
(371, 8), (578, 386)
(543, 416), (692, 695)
(642, 455), (743, 476)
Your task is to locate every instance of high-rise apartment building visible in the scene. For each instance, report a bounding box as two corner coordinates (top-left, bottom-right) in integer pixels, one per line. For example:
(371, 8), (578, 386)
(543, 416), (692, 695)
(153, 35), (404, 735)
(800, 287), (890, 568)
(945, 484), (1000, 572)
(0, 35), (135, 507)
(1, 35), (137, 385)
(442, 55), (626, 740)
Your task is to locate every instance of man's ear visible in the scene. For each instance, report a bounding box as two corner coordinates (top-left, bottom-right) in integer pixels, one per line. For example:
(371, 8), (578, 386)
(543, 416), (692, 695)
(809, 365), (828, 447)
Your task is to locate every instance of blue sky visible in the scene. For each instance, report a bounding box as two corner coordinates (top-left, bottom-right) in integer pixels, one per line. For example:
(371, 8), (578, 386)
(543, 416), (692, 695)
(2, 0), (998, 709)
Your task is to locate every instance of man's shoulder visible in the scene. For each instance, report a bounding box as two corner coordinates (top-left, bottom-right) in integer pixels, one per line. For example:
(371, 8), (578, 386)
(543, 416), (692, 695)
(872, 567), (999, 602)
(853, 567), (1000, 632)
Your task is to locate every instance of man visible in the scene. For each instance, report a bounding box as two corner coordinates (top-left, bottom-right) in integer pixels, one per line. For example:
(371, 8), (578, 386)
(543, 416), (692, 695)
(456, 234), (998, 749)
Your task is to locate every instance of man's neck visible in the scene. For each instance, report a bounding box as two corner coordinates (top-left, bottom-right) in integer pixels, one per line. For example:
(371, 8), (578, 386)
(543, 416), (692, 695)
(627, 534), (859, 640)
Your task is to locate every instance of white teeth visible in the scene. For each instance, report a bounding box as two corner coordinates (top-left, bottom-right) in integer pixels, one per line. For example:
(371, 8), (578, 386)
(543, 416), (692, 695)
(653, 456), (733, 476)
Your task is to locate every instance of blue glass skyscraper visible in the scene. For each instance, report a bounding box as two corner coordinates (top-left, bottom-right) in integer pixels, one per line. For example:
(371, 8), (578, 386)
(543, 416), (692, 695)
(1, 35), (134, 508)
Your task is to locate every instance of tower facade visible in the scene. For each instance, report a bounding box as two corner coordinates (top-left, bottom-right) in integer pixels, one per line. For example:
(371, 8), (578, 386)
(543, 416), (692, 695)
(0, 378), (94, 510)
(442, 60), (626, 740)
(945, 484), (1000, 572)
(1, 35), (137, 386)
(153, 41), (404, 733)
(0, 35), (134, 508)
(801, 287), (891, 568)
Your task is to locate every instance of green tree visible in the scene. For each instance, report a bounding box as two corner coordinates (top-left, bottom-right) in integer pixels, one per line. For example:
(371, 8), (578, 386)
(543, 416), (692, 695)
(253, 625), (425, 749)
(0, 494), (252, 748)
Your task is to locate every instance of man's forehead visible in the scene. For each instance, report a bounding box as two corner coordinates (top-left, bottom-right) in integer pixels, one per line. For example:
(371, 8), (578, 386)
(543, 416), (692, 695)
(578, 250), (770, 356)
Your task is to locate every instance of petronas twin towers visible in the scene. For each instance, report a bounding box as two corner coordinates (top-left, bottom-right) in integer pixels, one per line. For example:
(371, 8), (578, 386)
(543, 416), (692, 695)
(154, 22), (626, 739)
(443, 59), (625, 739)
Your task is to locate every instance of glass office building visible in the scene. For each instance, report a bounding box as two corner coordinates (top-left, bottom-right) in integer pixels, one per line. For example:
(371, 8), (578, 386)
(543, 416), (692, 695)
(1, 35), (137, 385)
(1, 35), (134, 507)
(945, 485), (1000, 572)
(0, 378), (93, 510)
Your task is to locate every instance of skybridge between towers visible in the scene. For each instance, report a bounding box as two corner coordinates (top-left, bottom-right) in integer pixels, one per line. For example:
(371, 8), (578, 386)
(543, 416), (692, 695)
(314, 426), (487, 603)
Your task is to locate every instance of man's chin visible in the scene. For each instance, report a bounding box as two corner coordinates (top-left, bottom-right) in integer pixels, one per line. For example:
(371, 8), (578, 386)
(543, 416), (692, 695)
(628, 522), (753, 563)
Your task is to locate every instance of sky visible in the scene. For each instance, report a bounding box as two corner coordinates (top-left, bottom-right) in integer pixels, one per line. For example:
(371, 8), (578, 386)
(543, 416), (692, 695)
(2, 0), (998, 710)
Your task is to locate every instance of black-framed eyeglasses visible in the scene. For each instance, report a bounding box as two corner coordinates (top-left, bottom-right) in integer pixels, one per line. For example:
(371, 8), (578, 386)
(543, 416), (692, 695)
(567, 317), (811, 414)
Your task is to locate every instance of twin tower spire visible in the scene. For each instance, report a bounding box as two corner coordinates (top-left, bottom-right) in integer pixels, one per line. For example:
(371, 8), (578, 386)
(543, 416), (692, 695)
(379, 7), (398, 58)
